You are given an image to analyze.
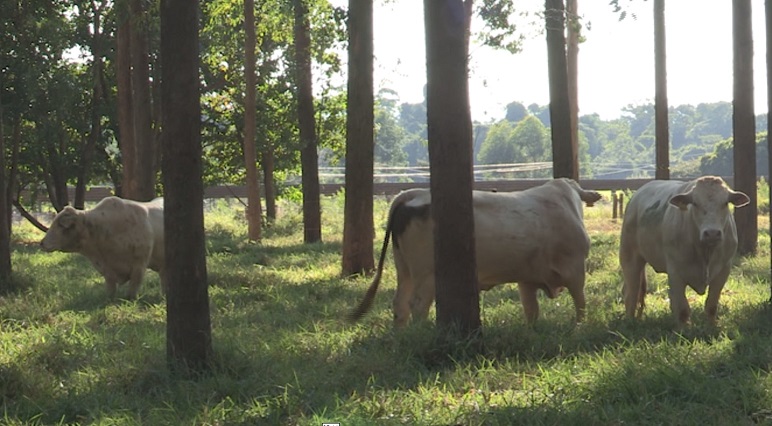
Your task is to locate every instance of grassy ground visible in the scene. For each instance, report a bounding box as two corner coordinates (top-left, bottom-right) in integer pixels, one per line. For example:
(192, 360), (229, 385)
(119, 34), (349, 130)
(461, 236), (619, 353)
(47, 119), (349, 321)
(2, 193), (772, 425)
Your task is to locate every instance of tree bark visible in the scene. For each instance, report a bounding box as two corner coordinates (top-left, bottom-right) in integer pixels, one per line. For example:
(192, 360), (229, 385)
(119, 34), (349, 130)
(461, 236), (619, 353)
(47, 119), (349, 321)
(654, 0), (670, 180)
(766, 0), (772, 301)
(161, 0), (213, 372)
(294, 0), (322, 243)
(243, 0), (263, 241)
(545, 0), (576, 179)
(342, 0), (375, 276)
(76, 1), (105, 209)
(732, 0), (758, 256)
(6, 120), (21, 232)
(262, 147), (276, 221)
(424, 0), (481, 336)
(0, 89), (11, 285)
(130, 0), (156, 201)
(116, 1), (135, 199)
(566, 0), (580, 179)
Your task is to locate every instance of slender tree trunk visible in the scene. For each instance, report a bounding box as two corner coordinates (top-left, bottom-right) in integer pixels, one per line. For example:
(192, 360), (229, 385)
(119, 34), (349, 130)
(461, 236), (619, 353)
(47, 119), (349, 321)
(151, 60), (163, 175)
(0, 90), (11, 286)
(766, 0), (772, 301)
(424, 0), (481, 337)
(294, 0), (322, 243)
(545, 0), (576, 179)
(262, 146), (276, 221)
(130, 0), (155, 201)
(116, 2), (135, 199)
(46, 133), (69, 211)
(733, 0), (757, 256)
(76, 3), (105, 209)
(161, 0), (212, 372)
(6, 120), (21, 231)
(342, 0), (375, 276)
(566, 0), (579, 179)
(654, 0), (670, 180)
(243, 0), (263, 241)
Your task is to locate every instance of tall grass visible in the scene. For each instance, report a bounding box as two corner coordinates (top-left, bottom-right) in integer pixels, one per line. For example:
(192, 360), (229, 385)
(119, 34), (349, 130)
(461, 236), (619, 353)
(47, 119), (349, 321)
(2, 193), (772, 425)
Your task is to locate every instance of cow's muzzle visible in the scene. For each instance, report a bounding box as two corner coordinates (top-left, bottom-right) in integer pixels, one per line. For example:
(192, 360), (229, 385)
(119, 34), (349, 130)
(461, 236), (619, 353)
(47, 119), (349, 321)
(700, 229), (723, 246)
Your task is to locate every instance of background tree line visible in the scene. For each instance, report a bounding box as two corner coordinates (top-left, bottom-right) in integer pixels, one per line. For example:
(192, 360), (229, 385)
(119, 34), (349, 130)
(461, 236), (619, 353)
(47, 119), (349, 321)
(377, 97), (769, 180)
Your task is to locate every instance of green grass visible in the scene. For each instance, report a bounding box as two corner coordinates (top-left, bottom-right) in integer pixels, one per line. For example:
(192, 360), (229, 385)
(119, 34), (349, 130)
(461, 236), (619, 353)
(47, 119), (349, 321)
(3, 195), (772, 425)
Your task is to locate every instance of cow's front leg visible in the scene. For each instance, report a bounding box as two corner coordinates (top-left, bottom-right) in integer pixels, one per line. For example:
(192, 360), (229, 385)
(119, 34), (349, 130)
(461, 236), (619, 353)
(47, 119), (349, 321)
(704, 267), (730, 326)
(518, 282), (539, 324)
(668, 275), (690, 328)
(104, 277), (118, 299)
(126, 267), (146, 300)
(566, 282), (586, 324)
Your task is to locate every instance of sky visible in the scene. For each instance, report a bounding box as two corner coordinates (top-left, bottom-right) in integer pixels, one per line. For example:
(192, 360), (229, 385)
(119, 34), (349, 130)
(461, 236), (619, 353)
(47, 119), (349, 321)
(366, 0), (769, 121)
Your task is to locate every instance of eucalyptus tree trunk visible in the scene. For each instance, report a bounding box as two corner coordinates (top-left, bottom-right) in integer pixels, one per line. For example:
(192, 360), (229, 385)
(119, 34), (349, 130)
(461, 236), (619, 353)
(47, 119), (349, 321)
(545, 0), (576, 179)
(732, 0), (757, 256)
(0, 90), (11, 286)
(424, 0), (481, 337)
(116, 1), (134, 199)
(130, 0), (155, 201)
(566, 0), (579, 179)
(342, 0), (375, 276)
(766, 0), (772, 301)
(243, 0), (263, 241)
(294, 0), (322, 243)
(262, 146), (276, 221)
(654, 0), (670, 180)
(75, 2), (106, 209)
(161, 0), (212, 372)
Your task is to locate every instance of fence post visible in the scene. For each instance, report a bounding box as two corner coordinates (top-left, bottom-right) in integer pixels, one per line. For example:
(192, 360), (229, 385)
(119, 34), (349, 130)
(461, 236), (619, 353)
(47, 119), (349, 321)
(612, 189), (618, 219)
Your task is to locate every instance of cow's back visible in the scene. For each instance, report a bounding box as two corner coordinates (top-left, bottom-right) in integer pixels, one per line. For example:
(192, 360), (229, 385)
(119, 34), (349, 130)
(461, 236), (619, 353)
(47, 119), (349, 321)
(391, 181), (591, 289)
(82, 197), (155, 270)
(473, 180), (590, 287)
(621, 180), (692, 272)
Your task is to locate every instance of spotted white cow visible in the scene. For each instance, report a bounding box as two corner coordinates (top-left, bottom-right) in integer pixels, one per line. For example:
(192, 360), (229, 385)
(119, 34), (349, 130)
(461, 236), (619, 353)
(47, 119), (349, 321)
(40, 196), (165, 299)
(619, 176), (750, 326)
(349, 178), (601, 327)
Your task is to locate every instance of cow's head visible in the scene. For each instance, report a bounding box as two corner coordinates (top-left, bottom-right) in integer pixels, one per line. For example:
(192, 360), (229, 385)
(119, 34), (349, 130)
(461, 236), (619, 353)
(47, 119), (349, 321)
(669, 176), (750, 246)
(40, 206), (83, 253)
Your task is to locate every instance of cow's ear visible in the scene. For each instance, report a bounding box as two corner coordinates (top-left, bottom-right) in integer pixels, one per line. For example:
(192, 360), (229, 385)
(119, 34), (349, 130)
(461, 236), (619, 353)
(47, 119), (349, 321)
(728, 190), (750, 207)
(57, 207), (78, 229)
(669, 193), (691, 210)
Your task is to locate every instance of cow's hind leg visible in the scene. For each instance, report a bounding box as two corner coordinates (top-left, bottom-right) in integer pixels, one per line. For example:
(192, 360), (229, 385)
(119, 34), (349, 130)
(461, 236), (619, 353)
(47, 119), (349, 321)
(391, 256), (414, 327)
(636, 269), (647, 318)
(409, 275), (435, 323)
(621, 249), (647, 319)
(518, 282), (540, 324)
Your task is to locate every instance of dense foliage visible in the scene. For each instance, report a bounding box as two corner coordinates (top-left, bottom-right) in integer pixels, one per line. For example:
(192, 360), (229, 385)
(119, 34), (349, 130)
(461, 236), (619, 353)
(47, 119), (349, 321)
(2, 1), (767, 205)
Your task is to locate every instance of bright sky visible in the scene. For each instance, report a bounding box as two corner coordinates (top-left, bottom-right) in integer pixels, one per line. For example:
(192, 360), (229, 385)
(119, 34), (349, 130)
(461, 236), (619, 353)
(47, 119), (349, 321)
(368, 0), (768, 121)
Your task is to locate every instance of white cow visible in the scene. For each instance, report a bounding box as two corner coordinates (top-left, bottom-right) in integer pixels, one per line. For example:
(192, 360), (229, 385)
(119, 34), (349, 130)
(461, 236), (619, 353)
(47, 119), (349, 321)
(619, 176), (750, 327)
(349, 178), (602, 327)
(40, 196), (165, 299)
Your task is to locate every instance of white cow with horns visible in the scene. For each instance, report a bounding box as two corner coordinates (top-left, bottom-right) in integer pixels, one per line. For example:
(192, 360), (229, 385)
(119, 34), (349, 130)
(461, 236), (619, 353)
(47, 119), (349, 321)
(40, 196), (165, 299)
(348, 178), (602, 327)
(619, 176), (750, 327)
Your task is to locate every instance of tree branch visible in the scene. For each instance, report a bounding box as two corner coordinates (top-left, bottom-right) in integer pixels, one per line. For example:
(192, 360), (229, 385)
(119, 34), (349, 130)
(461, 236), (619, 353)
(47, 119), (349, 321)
(12, 200), (48, 233)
